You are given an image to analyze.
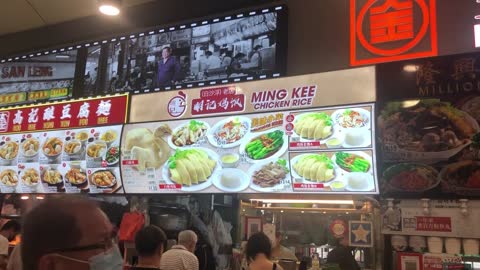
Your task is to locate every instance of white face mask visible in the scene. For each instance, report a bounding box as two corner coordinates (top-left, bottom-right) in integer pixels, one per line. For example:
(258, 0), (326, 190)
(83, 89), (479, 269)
(54, 246), (123, 270)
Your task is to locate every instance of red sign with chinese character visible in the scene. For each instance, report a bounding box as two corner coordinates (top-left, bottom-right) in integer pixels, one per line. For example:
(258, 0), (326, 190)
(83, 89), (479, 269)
(122, 160), (139, 166)
(191, 86), (245, 115)
(159, 184), (182, 190)
(293, 183), (325, 189)
(0, 94), (128, 134)
(415, 216), (452, 232)
(289, 141), (322, 149)
(350, 0), (438, 66)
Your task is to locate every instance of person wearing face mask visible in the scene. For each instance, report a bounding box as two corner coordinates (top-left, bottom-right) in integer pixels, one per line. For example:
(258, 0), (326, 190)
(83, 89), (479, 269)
(21, 196), (123, 270)
(0, 220), (21, 270)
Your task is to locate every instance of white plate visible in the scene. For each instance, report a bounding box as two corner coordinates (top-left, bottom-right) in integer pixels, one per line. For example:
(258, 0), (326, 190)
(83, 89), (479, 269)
(332, 151), (373, 173)
(290, 153), (339, 184)
(291, 112), (338, 143)
(247, 159), (290, 192)
(239, 129), (288, 163)
(331, 108), (371, 129)
(167, 121), (211, 149)
(213, 168), (249, 192)
(207, 116), (251, 148)
(342, 128), (372, 148)
(162, 147), (218, 192)
(345, 172), (375, 192)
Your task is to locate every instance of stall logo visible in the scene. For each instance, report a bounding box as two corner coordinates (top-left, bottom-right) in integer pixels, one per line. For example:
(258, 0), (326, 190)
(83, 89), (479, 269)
(168, 91), (187, 118)
(251, 85), (317, 111)
(350, 0), (438, 66)
(0, 112), (10, 132)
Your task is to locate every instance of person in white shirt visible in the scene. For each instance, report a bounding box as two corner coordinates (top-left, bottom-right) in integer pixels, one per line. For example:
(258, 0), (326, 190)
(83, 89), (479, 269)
(160, 230), (199, 270)
(6, 244), (20, 270)
(204, 51), (221, 70)
(0, 220), (21, 270)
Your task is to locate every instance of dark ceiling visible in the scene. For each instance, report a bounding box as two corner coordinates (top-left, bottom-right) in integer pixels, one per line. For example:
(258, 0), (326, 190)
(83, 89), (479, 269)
(0, 0), (281, 58)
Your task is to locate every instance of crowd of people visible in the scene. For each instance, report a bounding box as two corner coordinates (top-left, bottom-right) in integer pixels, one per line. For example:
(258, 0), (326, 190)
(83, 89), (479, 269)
(0, 196), (359, 270)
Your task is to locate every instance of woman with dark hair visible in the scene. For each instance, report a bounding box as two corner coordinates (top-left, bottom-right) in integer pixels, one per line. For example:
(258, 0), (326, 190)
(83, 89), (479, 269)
(246, 232), (283, 270)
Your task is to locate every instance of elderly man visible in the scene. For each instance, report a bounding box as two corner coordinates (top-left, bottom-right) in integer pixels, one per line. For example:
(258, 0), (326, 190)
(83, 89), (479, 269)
(160, 230), (198, 270)
(21, 196), (123, 270)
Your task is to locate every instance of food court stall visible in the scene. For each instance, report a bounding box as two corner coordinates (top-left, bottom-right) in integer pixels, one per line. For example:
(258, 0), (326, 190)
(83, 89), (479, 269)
(375, 52), (480, 270)
(0, 93), (129, 252)
(120, 66), (380, 269)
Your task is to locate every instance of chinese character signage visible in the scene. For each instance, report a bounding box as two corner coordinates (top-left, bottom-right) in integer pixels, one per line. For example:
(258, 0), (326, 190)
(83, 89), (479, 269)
(376, 52), (480, 198)
(130, 68), (375, 122)
(0, 125), (123, 194)
(0, 92), (27, 106)
(120, 103), (378, 194)
(381, 200), (480, 238)
(350, 0), (438, 66)
(191, 86), (245, 115)
(0, 94), (128, 134)
(28, 88), (70, 101)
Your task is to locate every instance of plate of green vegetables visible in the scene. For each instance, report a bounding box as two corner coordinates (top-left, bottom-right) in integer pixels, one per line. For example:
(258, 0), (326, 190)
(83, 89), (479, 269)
(239, 129), (288, 163)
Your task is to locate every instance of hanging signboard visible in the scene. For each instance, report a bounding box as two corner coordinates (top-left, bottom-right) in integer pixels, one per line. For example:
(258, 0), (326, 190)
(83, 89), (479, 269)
(377, 52), (480, 198)
(0, 94), (128, 194)
(122, 68), (378, 194)
(350, 0), (438, 66)
(0, 94), (128, 134)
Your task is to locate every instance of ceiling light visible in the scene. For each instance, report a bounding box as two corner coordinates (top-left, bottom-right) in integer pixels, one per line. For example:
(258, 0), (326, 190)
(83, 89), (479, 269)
(36, 196), (45, 200)
(403, 64), (419, 72)
(250, 199), (354, 205)
(20, 196), (29, 200)
(98, 0), (121, 16)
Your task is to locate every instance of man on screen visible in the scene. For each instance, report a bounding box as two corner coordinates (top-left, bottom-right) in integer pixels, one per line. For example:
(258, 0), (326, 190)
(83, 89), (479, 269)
(156, 47), (181, 88)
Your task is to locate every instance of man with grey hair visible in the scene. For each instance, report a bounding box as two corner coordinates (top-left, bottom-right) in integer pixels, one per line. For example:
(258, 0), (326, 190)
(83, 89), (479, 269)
(160, 230), (199, 270)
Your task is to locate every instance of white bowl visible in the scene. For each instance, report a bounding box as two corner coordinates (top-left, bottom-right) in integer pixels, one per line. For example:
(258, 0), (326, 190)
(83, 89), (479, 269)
(427, 237), (443, 253)
(463, 239), (479, 255)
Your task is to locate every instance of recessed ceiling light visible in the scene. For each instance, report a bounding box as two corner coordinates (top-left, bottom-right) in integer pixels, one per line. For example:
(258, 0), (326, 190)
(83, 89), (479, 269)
(98, 0), (121, 16)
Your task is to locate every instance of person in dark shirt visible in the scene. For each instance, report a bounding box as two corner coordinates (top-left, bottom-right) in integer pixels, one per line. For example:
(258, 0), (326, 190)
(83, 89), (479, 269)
(326, 237), (360, 270)
(156, 47), (181, 88)
(132, 225), (167, 270)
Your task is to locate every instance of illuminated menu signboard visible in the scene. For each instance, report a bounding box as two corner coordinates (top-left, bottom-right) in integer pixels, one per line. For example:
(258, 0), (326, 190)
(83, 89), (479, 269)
(121, 68), (378, 194)
(0, 94), (128, 194)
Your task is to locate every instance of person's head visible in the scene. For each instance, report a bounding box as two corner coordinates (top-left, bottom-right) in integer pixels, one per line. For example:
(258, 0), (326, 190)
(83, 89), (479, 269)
(273, 231), (283, 248)
(234, 53), (246, 60)
(335, 236), (349, 247)
(21, 196), (121, 270)
(246, 232), (272, 263)
(253, 45), (262, 51)
(205, 51), (213, 58)
(135, 226), (167, 265)
(162, 47), (172, 59)
(1, 220), (21, 241)
(177, 230), (197, 253)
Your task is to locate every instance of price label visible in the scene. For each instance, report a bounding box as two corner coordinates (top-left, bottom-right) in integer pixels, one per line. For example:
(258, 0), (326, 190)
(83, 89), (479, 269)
(159, 184), (181, 190)
(122, 160), (139, 166)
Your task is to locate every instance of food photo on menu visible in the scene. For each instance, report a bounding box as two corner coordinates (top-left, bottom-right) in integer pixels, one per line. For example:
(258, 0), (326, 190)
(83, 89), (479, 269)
(0, 137), (20, 166)
(378, 98), (480, 197)
(290, 106), (372, 149)
(0, 125), (123, 194)
(120, 104), (378, 194)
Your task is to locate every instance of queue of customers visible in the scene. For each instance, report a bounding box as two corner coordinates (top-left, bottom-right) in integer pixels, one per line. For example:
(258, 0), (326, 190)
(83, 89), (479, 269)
(0, 196), (357, 270)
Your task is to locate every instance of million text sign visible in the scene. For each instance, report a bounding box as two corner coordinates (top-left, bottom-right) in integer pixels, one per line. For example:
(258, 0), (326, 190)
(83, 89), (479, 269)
(0, 94), (128, 134)
(350, 0), (438, 66)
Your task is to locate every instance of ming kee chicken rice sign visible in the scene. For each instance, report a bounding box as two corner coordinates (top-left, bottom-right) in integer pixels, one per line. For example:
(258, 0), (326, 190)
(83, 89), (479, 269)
(350, 0), (438, 66)
(0, 94), (128, 134)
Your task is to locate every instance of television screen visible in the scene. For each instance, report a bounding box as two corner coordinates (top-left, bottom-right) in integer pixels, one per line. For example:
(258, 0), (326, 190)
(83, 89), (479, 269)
(106, 9), (286, 92)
